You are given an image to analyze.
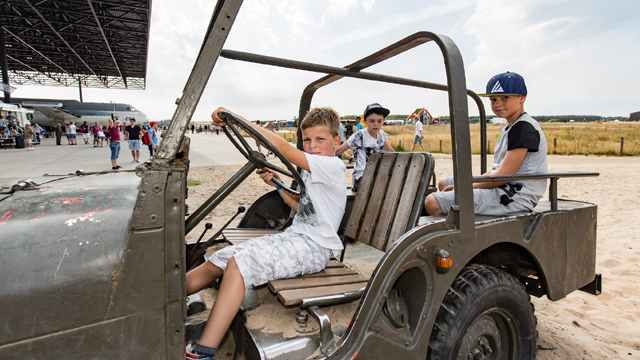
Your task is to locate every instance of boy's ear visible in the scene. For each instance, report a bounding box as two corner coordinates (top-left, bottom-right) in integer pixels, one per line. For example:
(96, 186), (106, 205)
(334, 135), (342, 149)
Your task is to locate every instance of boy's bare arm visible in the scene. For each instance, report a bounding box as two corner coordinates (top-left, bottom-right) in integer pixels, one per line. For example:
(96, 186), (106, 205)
(472, 148), (528, 189)
(335, 142), (350, 157)
(211, 107), (310, 171)
(383, 139), (395, 152)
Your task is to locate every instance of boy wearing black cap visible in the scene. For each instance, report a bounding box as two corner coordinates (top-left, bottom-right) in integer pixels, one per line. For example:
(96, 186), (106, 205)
(336, 103), (394, 191)
(425, 72), (548, 216)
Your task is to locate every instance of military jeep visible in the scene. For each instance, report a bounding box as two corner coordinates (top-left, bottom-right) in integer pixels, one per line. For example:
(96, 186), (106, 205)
(0, 1), (601, 359)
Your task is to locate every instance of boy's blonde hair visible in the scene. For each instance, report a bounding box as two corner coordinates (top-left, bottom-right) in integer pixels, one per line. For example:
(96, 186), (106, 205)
(300, 107), (340, 138)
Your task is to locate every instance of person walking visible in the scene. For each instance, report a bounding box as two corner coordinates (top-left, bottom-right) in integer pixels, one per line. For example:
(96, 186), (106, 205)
(80, 121), (91, 144)
(147, 121), (159, 157)
(24, 124), (36, 151)
(108, 118), (122, 170)
(68, 122), (77, 145)
(91, 122), (101, 147)
(55, 123), (63, 145)
(124, 118), (142, 163)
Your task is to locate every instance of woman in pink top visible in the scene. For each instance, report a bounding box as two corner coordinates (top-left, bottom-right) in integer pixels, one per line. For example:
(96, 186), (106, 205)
(108, 119), (122, 170)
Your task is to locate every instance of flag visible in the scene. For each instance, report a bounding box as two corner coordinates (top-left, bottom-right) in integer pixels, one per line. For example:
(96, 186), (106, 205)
(0, 82), (16, 95)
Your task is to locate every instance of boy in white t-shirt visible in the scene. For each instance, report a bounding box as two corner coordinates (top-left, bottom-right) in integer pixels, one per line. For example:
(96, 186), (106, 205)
(336, 103), (394, 191)
(185, 107), (347, 360)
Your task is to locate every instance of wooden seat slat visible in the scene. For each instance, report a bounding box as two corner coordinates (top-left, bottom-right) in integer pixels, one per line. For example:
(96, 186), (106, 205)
(370, 153), (411, 250)
(357, 154), (396, 247)
(344, 154), (380, 239)
(268, 274), (368, 293)
(297, 267), (355, 278)
(326, 260), (345, 268)
(277, 282), (367, 306)
(387, 154), (426, 247)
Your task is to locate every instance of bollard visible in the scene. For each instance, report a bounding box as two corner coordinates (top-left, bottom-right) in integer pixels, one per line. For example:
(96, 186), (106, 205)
(439, 139), (442, 152)
(620, 137), (624, 156)
(554, 138), (557, 148)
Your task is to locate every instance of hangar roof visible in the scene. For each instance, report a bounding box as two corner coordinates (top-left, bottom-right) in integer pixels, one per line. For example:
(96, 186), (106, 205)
(0, 0), (151, 89)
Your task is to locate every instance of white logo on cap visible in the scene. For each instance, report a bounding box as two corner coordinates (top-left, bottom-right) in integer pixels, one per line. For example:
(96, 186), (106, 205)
(491, 81), (504, 93)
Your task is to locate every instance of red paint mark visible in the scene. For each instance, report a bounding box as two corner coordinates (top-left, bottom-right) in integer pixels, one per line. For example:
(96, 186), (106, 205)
(61, 198), (83, 205)
(68, 210), (71, 212)
(25, 208), (29, 211)
(83, 211), (96, 217)
(96, 196), (102, 199)
(7, 214), (12, 219)
(1, 210), (12, 219)
(0, 221), (5, 225)
(30, 218), (39, 221)
(11, 203), (15, 205)
(107, 196), (115, 199)
(105, 208), (113, 212)
(61, 232), (63, 235)
(95, 208), (99, 211)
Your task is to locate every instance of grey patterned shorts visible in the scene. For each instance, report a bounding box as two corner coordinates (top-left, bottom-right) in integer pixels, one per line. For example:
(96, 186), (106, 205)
(208, 230), (331, 288)
(433, 177), (530, 216)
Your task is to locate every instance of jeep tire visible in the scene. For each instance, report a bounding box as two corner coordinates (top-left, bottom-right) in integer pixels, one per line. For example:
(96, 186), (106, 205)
(427, 264), (538, 360)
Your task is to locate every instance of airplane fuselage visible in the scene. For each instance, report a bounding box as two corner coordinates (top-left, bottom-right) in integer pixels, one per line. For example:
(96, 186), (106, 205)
(14, 98), (148, 128)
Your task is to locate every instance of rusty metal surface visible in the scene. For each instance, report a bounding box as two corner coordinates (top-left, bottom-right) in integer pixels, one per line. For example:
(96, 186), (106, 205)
(0, 173), (140, 345)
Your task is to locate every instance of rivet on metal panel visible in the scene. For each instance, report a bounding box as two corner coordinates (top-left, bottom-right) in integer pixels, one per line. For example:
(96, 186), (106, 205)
(448, 243), (452, 247)
(149, 214), (158, 223)
(376, 328), (380, 333)
(422, 314), (427, 319)
(421, 262), (425, 267)
(153, 186), (161, 193)
(174, 263), (180, 269)
(428, 286), (432, 290)
(405, 341), (410, 346)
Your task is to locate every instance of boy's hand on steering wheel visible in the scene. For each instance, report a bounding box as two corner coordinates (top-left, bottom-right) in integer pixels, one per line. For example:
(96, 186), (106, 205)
(256, 168), (282, 188)
(211, 107), (231, 127)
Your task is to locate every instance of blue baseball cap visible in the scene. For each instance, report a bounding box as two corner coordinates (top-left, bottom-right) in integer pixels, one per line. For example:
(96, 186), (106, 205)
(479, 71), (527, 97)
(363, 103), (390, 119)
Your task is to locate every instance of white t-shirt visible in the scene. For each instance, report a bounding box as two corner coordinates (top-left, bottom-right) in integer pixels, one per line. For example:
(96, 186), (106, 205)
(346, 128), (388, 183)
(415, 121), (423, 136)
(69, 124), (76, 134)
(288, 153), (347, 257)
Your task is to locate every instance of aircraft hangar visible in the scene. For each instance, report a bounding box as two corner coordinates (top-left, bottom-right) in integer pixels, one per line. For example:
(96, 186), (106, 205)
(0, 0), (151, 103)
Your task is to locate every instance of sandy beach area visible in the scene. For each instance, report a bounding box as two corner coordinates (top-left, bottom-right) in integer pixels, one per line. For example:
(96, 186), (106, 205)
(186, 154), (640, 359)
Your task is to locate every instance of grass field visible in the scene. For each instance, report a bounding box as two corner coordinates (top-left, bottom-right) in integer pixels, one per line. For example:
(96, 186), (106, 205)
(382, 122), (640, 156)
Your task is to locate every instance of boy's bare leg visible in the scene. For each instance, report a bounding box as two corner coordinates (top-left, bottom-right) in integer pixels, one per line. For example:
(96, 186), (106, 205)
(186, 261), (223, 295)
(198, 257), (245, 348)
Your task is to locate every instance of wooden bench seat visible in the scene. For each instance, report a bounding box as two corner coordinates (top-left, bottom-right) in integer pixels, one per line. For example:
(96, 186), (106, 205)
(222, 152), (435, 308)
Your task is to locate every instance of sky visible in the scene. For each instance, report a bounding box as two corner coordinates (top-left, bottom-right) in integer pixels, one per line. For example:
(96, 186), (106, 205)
(14, 0), (640, 122)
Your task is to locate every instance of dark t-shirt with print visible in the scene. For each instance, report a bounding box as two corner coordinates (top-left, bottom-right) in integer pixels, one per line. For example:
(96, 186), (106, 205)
(125, 125), (142, 140)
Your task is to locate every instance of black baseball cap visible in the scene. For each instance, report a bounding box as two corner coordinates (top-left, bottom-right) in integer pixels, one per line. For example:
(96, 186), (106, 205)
(363, 103), (390, 119)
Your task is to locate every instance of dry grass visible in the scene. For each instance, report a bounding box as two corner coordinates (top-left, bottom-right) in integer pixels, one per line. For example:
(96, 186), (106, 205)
(383, 122), (640, 156)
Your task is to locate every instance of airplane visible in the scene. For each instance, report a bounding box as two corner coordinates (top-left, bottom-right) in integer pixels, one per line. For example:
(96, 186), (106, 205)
(11, 98), (148, 128)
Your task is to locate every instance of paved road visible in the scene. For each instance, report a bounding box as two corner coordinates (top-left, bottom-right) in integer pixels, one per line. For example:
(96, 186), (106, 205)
(0, 132), (253, 183)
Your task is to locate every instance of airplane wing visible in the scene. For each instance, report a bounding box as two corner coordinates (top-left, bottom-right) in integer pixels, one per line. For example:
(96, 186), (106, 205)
(21, 101), (81, 121)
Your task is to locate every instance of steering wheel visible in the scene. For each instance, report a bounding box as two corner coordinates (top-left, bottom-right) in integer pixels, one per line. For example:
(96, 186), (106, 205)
(218, 111), (304, 196)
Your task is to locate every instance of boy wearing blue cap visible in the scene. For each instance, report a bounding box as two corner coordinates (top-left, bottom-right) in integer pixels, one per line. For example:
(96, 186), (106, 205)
(425, 72), (548, 215)
(336, 103), (394, 191)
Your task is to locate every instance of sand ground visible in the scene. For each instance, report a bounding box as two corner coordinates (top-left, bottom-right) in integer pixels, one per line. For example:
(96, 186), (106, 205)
(185, 154), (640, 359)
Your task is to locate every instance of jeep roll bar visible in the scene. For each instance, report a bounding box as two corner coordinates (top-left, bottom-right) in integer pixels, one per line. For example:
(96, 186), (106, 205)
(159, 0), (482, 240)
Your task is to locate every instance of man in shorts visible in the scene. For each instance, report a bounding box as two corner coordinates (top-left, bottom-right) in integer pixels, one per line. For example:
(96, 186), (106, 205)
(411, 117), (424, 151)
(124, 118), (142, 163)
(68, 122), (77, 145)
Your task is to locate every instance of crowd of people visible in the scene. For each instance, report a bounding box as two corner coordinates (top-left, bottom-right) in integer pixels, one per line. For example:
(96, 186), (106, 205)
(15, 117), (164, 170)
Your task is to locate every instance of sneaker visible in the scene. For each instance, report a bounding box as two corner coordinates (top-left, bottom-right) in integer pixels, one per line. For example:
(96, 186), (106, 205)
(115, 165), (122, 169)
(112, 166), (119, 170)
(185, 350), (214, 360)
(132, 159), (136, 163)
(185, 344), (216, 359)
